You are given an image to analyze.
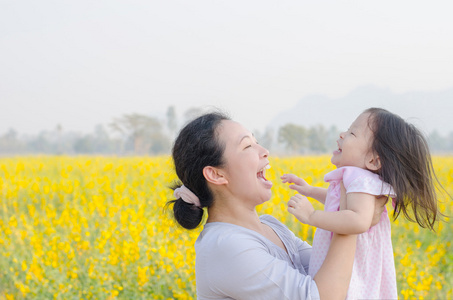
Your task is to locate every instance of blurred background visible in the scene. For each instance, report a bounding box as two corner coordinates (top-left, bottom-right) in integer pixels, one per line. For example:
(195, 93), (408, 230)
(1, 3), (452, 299)
(1, 0), (453, 155)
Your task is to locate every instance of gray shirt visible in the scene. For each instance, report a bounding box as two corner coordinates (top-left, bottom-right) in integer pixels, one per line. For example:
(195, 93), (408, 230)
(195, 214), (320, 300)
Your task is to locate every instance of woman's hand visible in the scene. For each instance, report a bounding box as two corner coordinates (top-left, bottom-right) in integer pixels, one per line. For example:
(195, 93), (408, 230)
(287, 194), (315, 225)
(339, 181), (347, 210)
(371, 196), (387, 226)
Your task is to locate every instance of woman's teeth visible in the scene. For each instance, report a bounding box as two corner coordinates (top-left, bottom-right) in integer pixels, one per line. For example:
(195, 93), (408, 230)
(257, 164), (273, 188)
(259, 164), (271, 174)
(257, 165), (271, 181)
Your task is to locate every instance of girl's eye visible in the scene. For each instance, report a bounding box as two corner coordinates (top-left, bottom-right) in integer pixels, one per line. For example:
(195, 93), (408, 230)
(244, 145), (252, 150)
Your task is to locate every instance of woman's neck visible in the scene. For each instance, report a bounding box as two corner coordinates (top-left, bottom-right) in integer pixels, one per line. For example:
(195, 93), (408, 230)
(206, 199), (263, 232)
(207, 197), (288, 253)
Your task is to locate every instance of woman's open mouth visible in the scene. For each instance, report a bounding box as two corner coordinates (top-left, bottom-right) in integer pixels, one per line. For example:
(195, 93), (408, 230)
(257, 164), (270, 180)
(257, 165), (273, 188)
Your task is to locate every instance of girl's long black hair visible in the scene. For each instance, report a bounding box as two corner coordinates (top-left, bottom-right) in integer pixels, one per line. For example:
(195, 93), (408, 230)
(365, 107), (444, 230)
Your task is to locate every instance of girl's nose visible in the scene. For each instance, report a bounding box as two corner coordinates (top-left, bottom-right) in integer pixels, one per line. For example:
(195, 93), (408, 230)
(339, 131), (346, 139)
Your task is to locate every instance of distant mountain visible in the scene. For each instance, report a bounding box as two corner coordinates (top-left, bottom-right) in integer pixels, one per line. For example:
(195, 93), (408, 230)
(268, 85), (453, 136)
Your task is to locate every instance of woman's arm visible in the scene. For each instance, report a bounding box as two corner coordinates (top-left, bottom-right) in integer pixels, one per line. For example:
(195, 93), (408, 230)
(294, 237), (313, 275)
(314, 233), (357, 300)
(290, 213), (357, 299)
(289, 227), (357, 300)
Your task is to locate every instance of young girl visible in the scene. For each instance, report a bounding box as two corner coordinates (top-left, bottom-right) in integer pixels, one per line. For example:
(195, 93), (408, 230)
(281, 107), (442, 299)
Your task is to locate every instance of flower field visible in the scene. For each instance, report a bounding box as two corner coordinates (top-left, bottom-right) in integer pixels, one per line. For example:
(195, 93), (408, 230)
(0, 155), (451, 299)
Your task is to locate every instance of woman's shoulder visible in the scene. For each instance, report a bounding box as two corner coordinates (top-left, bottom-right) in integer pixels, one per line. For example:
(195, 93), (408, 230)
(196, 222), (267, 253)
(196, 218), (319, 300)
(259, 214), (280, 224)
(260, 215), (297, 240)
(259, 214), (287, 229)
(196, 217), (294, 255)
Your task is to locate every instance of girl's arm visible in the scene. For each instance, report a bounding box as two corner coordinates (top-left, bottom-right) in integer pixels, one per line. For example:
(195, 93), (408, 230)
(288, 192), (376, 235)
(281, 173), (327, 204)
(311, 193), (375, 234)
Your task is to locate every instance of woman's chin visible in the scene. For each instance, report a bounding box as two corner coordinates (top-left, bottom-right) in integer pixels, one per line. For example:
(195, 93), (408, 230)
(259, 192), (273, 205)
(258, 177), (273, 189)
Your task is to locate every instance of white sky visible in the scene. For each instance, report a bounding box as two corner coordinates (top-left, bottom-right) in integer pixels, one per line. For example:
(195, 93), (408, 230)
(1, 0), (453, 135)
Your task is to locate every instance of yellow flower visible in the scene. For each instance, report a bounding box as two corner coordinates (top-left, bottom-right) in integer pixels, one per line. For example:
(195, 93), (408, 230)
(0, 155), (451, 299)
(137, 266), (148, 286)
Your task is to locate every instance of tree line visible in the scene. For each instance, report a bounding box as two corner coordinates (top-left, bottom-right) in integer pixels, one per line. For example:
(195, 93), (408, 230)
(1, 106), (453, 155)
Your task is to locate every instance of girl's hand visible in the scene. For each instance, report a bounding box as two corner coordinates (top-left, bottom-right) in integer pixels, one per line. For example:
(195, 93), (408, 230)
(287, 194), (315, 225)
(281, 174), (312, 197)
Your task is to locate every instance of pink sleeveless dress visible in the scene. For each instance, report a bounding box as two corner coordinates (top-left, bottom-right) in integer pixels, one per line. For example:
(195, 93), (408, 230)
(308, 166), (398, 299)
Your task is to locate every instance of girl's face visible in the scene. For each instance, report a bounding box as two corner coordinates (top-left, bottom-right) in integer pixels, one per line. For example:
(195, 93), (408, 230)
(217, 120), (273, 206)
(331, 112), (376, 169)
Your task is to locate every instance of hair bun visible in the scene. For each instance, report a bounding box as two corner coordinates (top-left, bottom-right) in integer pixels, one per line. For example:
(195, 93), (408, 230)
(172, 198), (204, 229)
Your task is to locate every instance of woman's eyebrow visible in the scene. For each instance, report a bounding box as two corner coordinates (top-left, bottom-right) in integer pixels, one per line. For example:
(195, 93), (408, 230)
(239, 133), (254, 144)
(239, 135), (251, 143)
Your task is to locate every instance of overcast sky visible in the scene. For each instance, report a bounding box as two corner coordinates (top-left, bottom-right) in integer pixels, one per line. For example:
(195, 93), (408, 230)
(1, 1), (452, 135)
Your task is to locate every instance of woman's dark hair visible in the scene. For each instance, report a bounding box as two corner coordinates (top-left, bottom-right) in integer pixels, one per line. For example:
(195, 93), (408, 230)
(365, 107), (442, 231)
(166, 111), (230, 229)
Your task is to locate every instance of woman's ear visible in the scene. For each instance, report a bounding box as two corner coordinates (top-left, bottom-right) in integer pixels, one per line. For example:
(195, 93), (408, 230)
(366, 154), (381, 171)
(203, 166), (228, 185)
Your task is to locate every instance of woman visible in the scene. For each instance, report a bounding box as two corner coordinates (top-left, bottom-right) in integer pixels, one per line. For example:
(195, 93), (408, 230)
(167, 112), (385, 299)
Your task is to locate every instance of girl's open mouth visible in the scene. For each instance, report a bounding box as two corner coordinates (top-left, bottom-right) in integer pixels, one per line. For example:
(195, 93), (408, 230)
(333, 142), (342, 155)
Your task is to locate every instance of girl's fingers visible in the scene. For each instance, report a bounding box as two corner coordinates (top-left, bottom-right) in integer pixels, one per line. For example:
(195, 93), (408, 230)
(289, 185), (303, 194)
(281, 175), (290, 183)
(288, 194), (303, 206)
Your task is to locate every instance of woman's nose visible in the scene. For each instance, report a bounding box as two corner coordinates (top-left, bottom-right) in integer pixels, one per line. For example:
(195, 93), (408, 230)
(260, 144), (269, 157)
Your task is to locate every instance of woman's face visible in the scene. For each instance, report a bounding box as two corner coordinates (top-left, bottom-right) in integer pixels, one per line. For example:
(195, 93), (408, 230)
(216, 120), (273, 206)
